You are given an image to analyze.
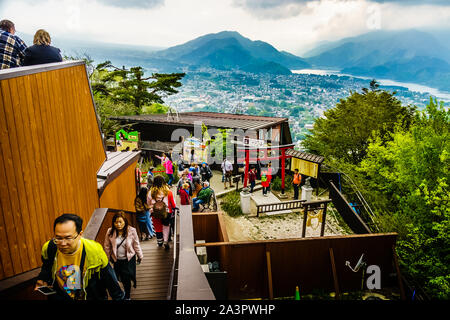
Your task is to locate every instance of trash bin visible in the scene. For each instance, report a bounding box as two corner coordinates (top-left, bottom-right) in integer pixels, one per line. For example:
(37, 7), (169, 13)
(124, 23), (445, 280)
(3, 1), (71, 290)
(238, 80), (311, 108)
(240, 188), (251, 214)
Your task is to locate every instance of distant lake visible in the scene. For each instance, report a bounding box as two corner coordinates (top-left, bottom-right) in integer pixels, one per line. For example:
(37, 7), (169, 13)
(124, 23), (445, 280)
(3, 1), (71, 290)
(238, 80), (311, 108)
(292, 69), (450, 102)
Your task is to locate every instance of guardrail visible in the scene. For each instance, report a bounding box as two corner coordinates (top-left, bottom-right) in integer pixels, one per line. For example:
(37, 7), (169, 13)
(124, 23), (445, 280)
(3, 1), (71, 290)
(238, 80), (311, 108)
(256, 199), (306, 217)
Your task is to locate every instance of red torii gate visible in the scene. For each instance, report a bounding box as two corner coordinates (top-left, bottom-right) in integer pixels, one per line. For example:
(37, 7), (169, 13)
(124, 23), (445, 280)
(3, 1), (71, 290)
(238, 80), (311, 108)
(237, 143), (295, 194)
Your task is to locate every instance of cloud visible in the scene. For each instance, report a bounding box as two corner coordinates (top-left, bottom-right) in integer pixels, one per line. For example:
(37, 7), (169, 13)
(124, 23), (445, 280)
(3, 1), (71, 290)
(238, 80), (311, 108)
(95, 0), (164, 9)
(233, 0), (450, 20)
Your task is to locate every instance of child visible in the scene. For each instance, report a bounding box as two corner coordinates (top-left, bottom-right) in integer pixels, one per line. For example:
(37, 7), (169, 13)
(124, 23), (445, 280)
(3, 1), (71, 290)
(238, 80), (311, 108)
(180, 182), (191, 205)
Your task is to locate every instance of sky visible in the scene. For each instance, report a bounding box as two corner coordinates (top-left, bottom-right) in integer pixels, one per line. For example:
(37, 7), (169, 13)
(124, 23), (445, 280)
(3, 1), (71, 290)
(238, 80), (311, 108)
(1, 0), (449, 55)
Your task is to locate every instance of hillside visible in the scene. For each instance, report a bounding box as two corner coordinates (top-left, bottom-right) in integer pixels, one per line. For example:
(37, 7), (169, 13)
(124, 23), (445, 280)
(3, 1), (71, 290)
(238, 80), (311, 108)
(151, 31), (310, 74)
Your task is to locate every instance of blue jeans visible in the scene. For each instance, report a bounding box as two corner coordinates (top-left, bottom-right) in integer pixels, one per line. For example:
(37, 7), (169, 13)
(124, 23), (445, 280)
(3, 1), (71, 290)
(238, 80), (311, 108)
(167, 173), (173, 186)
(192, 198), (204, 211)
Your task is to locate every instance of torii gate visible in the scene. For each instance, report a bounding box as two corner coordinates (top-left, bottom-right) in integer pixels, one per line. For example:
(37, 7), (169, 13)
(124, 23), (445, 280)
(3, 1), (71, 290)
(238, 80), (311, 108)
(237, 142), (295, 195)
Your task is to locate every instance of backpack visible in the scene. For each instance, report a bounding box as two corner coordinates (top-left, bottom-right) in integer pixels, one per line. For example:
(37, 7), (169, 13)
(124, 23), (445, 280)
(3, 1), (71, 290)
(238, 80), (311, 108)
(152, 199), (168, 220)
(261, 173), (267, 182)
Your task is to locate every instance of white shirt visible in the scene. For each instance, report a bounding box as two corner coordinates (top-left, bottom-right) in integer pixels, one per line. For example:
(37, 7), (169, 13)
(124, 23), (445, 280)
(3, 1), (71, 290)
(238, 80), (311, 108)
(116, 235), (127, 260)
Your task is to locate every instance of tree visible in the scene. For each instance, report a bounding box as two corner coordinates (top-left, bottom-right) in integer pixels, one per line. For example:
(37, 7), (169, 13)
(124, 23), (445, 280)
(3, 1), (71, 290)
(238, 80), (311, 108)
(303, 81), (415, 165)
(358, 98), (450, 299)
(91, 61), (185, 114)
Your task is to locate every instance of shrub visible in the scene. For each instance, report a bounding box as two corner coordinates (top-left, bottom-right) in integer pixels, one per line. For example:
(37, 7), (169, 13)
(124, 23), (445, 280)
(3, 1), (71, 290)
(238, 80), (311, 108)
(221, 191), (243, 217)
(271, 175), (293, 191)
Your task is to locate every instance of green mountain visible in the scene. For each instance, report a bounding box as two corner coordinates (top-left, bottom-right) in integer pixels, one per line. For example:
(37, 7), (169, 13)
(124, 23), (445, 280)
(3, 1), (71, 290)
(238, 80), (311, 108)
(305, 29), (450, 91)
(152, 31), (310, 73)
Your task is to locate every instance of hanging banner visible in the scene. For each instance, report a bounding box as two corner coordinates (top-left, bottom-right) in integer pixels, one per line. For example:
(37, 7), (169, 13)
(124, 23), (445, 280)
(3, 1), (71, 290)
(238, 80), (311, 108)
(291, 157), (319, 178)
(116, 129), (139, 151)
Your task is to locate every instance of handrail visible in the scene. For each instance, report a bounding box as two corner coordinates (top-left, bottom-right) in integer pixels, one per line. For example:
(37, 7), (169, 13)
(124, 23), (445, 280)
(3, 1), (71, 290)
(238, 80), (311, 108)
(256, 199), (306, 217)
(176, 205), (215, 300)
(0, 60), (86, 80)
(167, 208), (179, 300)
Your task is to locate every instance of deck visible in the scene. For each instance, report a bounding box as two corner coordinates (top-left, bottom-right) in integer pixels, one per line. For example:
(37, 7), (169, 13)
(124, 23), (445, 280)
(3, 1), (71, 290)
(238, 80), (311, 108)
(131, 237), (174, 300)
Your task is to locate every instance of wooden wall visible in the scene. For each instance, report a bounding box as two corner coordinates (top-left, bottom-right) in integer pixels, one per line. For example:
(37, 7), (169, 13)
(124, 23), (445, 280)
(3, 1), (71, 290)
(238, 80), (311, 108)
(99, 160), (138, 213)
(0, 62), (106, 280)
(192, 214), (399, 300)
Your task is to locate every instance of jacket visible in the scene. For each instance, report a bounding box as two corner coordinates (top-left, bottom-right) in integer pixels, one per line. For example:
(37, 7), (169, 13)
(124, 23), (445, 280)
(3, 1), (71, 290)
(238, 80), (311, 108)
(37, 238), (124, 300)
(180, 188), (190, 205)
(103, 226), (144, 263)
(23, 44), (62, 66)
(197, 186), (213, 202)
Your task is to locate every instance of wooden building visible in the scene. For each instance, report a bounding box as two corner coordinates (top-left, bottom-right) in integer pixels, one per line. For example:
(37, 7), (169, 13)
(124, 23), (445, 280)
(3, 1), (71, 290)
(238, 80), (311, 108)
(0, 61), (140, 292)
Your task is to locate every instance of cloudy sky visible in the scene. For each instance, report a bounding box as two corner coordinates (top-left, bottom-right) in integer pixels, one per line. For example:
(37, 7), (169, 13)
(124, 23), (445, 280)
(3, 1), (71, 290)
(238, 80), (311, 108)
(1, 0), (449, 54)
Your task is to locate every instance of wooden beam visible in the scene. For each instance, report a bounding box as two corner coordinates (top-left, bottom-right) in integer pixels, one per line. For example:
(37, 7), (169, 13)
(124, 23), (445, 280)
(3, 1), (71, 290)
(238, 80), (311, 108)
(329, 248), (340, 300)
(266, 251), (274, 300)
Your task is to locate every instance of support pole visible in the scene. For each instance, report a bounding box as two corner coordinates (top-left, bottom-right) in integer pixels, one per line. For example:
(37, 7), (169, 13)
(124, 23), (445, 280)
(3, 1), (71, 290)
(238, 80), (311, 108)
(281, 148), (286, 194)
(392, 245), (406, 300)
(302, 205), (308, 238)
(244, 148), (249, 188)
(266, 251), (274, 300)
(320, 203), (328, 237)
(329, 248), (340, 300)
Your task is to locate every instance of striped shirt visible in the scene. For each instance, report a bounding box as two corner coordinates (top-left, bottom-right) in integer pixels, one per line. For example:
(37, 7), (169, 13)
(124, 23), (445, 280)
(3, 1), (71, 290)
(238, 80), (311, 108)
(0, 30), (27, 69)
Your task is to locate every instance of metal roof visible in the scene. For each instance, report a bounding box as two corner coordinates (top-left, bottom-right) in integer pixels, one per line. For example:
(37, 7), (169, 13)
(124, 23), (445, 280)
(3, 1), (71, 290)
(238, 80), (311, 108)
(285, 148), (324, 164)
(110, 111), (288, 131)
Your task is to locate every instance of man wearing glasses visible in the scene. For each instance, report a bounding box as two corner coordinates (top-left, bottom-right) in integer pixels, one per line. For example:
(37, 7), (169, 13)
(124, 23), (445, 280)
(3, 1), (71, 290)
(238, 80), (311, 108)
(34, 213), (124, 300)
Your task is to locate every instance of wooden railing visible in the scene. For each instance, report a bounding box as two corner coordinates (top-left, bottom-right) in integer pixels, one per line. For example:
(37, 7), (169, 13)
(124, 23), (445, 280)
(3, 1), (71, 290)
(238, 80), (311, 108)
(174, 205), (215, 300)
(256, 199), (306, 217)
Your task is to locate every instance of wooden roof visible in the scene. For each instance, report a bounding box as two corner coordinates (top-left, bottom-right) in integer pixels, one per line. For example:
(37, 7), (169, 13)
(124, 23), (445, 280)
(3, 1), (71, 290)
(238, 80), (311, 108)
(285, 148), (324, 164)
(97, 151), (141, 194)
(110, 111), (288, 131)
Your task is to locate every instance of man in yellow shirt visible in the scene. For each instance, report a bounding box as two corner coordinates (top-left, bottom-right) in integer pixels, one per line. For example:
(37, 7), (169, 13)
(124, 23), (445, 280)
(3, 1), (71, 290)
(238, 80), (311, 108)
(35, 214), (124, 300)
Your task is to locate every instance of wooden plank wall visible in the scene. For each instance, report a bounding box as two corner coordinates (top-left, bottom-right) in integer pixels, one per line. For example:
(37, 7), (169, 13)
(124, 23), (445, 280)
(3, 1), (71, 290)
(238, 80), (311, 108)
(0, 64), (106, 280)
(213, 234), (398, 299)
(99, 160), (138, 213)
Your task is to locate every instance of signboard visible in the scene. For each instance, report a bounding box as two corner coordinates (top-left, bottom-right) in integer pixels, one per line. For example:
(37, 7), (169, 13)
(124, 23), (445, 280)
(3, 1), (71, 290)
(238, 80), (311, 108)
(291, 157), (319, 178)
(183, 137), (207, 163)
(116, 129), (139, 151)
(243, 137), (265, 148)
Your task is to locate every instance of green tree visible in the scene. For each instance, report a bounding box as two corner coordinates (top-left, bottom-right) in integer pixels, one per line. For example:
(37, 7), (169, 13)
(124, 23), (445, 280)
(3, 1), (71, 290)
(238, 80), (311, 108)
(303, 82), (415, 165)
(358, 98), (450, 299)
(91, 61), (185, 114)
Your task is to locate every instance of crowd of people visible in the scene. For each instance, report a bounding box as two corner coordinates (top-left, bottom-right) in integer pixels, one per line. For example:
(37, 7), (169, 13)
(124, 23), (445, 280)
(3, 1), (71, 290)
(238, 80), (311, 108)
(1, 19), (62, 70)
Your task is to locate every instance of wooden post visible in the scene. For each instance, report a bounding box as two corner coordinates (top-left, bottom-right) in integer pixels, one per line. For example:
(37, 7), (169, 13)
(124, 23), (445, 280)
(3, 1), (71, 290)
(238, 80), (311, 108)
(392, 245), (406, 300)
(320, 203), (328, 237)
(281, 148), (286, 194)
(329, 248), (340, 300)
(266, 251), (274, 300)
(302, 205), (308, 238)
(244, 148), (249, 188)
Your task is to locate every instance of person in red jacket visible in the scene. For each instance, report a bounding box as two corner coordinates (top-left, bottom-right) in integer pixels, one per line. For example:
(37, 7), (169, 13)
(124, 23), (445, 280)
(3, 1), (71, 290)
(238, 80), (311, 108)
(147, 175), (176, 250)
(261, 166), (271, 197)
(179, 182), (191, 205)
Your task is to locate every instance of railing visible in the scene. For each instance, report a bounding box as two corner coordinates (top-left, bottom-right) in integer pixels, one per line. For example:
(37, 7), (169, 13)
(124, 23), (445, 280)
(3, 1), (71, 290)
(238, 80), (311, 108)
(328, 181), (372, 234)
(173, 205), (215, 300)
(256, 199), (306, 217)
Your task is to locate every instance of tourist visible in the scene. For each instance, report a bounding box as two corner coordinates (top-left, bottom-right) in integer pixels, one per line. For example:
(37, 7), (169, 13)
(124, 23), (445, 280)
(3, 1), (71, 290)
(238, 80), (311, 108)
(267, 162), (273, 194)
(179, 182), (191, 205)
(221, 158), (234, 189)
(249, 167), (257, 193)
(261, 167), (271, 197)
(103, 212), (143, 300)
(192, 181), (213, 212)
(156, 153), (174, 186)
(200, 162), (212, 182)
(293, 168), (302, 200)
(134, 187), (155, 241)
(34, 213), (124, 300)
(177, 172), (194, 196)
(147, 175), (177, 250)
(23, 29), (62, 66)
(0, 19), (27, 69)
(177, 153), (185, 172)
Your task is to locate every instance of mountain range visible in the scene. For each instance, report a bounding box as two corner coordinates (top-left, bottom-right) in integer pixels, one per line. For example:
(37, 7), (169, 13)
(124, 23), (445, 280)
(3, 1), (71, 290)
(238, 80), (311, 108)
(150, 31), (310, 74)
(304, 29), (450, 91)
(34, 28), (450, 92)
(149, 29), (450, 91)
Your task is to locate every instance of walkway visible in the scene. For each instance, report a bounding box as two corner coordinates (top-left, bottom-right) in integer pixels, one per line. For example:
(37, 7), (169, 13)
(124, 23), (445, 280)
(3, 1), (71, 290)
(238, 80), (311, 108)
(130, 237), (174, 300)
